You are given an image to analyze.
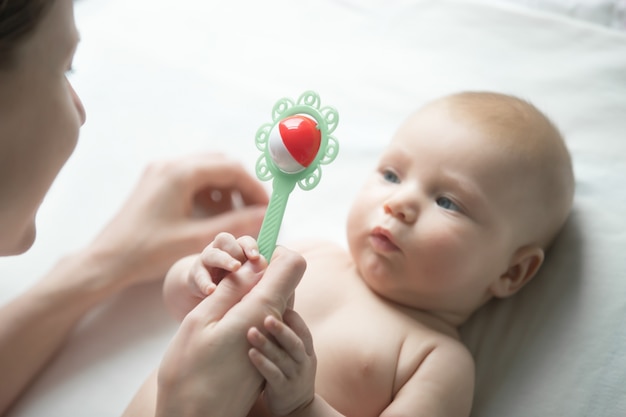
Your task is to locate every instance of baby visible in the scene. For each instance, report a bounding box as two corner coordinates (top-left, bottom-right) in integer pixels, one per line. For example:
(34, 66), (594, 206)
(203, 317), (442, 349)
(163, 91), (575, 417)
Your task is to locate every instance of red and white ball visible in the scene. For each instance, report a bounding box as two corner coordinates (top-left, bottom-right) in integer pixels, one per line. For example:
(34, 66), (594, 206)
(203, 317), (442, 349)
(269, 115), (321, 174)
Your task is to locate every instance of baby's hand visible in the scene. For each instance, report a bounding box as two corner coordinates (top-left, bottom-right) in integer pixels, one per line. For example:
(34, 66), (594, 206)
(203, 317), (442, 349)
(247, 309), (317, 416)
(163, 233), (265, 322)
(190, 232), (264, 296)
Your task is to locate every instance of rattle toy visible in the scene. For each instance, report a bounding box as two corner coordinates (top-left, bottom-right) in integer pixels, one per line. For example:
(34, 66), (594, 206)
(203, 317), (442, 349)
(255, 90), (340, 260)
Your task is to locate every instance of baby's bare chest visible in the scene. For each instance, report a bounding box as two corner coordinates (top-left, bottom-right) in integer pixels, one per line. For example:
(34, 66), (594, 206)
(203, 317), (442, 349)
(302, 303), (404, 415)
(294, 263), (433, 415)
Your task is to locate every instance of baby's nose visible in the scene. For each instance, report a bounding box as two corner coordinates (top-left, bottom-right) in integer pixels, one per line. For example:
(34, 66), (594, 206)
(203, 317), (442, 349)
(383, 199), (418, 224)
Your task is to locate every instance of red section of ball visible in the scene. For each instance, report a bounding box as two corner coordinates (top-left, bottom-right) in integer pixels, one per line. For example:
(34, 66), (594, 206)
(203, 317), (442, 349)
(278, 115), (321, 168)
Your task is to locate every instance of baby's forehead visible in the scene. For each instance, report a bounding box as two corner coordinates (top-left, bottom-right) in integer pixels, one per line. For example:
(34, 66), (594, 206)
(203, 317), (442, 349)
(422, 95), (541, 136)
(415, 95), (563, 161)
(397, 106), (521, 158)
(389, 120), (527, 191)
(393, 103), (557, 189)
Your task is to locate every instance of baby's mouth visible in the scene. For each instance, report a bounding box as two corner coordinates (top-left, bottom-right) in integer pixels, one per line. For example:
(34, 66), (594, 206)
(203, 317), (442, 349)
(370, 227), (400, 252)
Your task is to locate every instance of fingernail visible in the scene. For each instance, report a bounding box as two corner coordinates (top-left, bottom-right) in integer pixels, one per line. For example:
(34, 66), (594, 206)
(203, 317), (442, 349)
(265, 315), (279, 329)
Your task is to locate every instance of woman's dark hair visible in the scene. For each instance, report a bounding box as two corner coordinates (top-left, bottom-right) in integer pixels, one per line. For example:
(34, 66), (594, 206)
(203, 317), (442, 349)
(0, 0), (53, 69)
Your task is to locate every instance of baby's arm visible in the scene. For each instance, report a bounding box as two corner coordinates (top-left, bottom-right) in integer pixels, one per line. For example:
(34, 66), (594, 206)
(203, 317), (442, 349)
(382, 340), (475, 417)
(163, 233), (264, 321)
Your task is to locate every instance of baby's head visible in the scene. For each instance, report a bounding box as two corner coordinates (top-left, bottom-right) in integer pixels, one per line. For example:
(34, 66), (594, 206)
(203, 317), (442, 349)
(347, 91), (574, 325)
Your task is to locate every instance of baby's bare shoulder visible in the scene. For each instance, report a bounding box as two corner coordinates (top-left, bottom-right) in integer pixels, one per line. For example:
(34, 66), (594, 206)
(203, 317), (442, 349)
(401, 321), (472, 367)
(424, 333), (473, 370)
(392, 327), (474, 416)
(406, 319), (473, 370)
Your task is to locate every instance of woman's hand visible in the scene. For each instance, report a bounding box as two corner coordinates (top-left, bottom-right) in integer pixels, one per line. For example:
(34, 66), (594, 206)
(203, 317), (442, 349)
(81, 152), (268, 293)
(155, 246), (307, 417)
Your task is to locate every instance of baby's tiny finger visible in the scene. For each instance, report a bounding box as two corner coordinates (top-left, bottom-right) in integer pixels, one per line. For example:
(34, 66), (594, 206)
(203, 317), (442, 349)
(247, 326), (268, 350)
(237, 235), (261, 260)
(248, 348), (285, 384)
(212, 232), (247, 262)
(201, 248), (242, 271)
(188, 261), (210, 297)
(247, 326), (295, 375)
(205, 283), (217, 296)
(193, 268), (216, 295)
(264, 315), (307, 363)
(283, 309), (315, 356)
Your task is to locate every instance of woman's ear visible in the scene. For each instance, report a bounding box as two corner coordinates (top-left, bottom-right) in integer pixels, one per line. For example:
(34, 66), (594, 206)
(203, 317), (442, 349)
(490, 246), (545, 298)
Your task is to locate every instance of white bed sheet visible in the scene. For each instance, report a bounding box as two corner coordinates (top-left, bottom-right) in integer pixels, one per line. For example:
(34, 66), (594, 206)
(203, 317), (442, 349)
(498, 0), (626, 30)
(1, 0), (625, 416)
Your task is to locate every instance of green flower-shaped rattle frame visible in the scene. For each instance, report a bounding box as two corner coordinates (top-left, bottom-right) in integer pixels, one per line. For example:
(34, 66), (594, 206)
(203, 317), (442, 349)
(255, 90), (339, 260)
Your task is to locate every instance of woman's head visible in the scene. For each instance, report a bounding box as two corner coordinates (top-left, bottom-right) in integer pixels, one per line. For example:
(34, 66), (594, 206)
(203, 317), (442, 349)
(0, 0), (85, 255)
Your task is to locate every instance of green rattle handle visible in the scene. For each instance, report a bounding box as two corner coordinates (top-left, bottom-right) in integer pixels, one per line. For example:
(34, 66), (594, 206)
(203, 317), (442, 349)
(254, 90), (340, 260)
(257, 177), (296, 260)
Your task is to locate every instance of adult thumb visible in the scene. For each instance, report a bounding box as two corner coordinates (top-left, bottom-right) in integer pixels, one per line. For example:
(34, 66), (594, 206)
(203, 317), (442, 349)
(248, 246), (307, 315)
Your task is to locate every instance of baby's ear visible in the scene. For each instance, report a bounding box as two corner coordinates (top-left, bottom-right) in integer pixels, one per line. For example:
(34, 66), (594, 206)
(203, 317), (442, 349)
(490, 246), (545, 298)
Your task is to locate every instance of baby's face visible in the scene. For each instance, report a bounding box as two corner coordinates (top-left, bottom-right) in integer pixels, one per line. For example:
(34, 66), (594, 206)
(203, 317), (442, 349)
(346, 103), (530, 316)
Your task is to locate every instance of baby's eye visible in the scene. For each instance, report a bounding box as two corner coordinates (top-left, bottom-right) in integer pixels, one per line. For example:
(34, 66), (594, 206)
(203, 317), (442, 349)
(382, 169), (400, 184)
(436, 196), (461, 212)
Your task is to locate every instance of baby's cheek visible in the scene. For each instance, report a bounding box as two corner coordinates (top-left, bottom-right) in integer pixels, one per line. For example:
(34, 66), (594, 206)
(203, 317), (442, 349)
(416, 226), (470, 277)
